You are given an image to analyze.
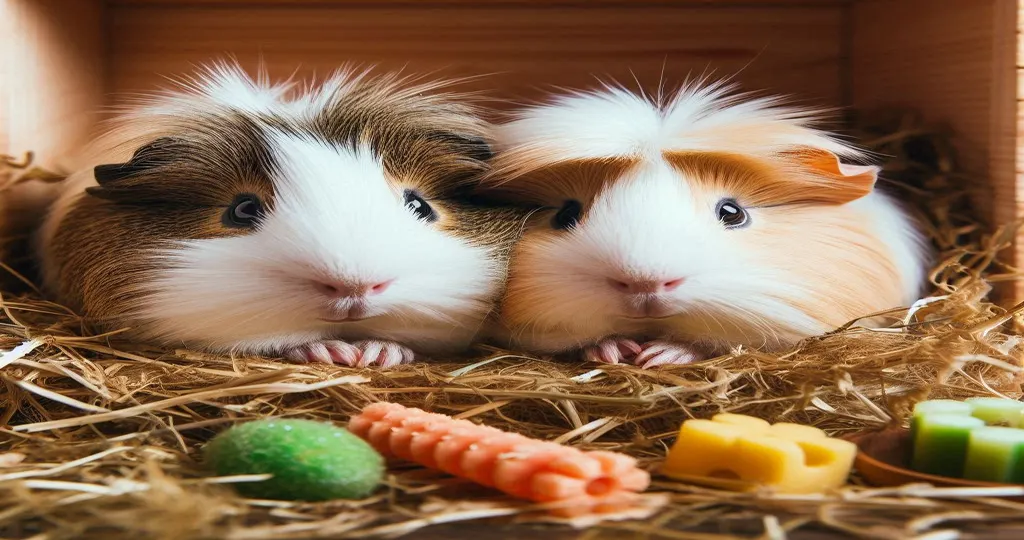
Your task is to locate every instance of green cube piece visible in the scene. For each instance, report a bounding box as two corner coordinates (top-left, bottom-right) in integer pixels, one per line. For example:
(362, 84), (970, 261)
(910, 399), (974, 441)
(966, 397), (1024, 427)
(911, 413), (984, 478)
(963, 426), (1024, 483)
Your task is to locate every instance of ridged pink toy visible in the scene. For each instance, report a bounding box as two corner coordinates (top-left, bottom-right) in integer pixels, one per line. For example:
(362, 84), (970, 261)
(349, 402), (650, 516)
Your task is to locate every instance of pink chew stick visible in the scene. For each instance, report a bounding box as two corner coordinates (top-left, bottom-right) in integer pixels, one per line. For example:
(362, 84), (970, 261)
(348, 402), (651, 516)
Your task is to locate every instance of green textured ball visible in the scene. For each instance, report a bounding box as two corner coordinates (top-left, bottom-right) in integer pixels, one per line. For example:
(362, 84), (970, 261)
(203, 419), (384, 501)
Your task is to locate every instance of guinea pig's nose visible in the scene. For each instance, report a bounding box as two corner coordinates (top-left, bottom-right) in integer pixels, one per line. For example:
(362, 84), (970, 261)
(608, 277), (685, 295)
(313, 279), (393, 298)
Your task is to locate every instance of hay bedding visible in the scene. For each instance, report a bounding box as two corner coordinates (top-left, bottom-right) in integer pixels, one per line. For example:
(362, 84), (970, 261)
(1, 113), (1023, 540)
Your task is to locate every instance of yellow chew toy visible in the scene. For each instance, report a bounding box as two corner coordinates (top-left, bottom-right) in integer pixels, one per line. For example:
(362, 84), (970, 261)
(660, 413), (857, 493)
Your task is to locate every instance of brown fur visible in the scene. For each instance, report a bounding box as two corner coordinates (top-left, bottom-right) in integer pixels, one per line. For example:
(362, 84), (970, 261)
(663, 150), (875, 207)
(481, 157), (639, 207)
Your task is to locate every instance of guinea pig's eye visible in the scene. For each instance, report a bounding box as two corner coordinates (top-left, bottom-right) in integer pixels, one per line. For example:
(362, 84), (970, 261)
(224, 195), (265, 228)
(403, 189), (437, 223)
(716, 198), (749, 229)
(552, 199), (583, 230)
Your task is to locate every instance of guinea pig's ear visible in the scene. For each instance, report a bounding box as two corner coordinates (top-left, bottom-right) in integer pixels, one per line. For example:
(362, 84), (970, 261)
(89, 137), (187, 202)
(93, 137), (184, 185)
(782, 147), (878, 205)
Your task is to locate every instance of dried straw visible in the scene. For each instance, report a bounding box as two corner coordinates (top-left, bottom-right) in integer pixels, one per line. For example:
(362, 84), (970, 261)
(1, 111), (1023, 539)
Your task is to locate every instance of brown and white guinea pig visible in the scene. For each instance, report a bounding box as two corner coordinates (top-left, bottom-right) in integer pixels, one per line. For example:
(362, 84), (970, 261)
(480, 82), (931, 368)
(36, 63), (528, 367)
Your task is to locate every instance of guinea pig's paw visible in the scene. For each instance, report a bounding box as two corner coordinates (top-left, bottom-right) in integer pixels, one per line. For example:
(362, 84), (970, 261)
(582, 337), (643, 365)
(351, 340), (416, 368)
(634, 341), (706, 369)
(284, 340), (362, 366)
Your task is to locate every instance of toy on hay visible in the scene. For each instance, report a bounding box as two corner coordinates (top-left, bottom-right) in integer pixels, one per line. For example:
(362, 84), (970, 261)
(349, 402), (651, 517)
(852, 397), (1024, 489)
(203, 418), (385, 501)
(660, 413), (857, 493)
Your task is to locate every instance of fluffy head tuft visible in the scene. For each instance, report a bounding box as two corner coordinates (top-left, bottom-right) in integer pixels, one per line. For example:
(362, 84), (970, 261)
(487, 80), (864, 185)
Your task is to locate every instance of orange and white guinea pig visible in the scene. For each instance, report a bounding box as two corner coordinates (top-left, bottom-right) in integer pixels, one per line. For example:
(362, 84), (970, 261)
(481, 82), (931, 368)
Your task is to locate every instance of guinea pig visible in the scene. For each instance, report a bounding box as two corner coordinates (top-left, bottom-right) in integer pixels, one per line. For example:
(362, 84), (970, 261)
(36, 62), (528, 367)
(480, 82), (931, 368)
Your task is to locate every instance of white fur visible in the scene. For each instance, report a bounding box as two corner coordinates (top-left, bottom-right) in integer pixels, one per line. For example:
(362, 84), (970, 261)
(494, 81), (863, 169)
(507, 160), (837, 352)
(847, 190), (930, 304)
(38, 63), (498, 357)
(133, 134), (496, 355)
(496, 85), (931, 355)
(169, 62), (294, 116)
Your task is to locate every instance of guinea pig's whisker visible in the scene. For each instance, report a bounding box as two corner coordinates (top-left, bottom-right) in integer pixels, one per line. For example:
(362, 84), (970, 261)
(729, 304), (788, 348)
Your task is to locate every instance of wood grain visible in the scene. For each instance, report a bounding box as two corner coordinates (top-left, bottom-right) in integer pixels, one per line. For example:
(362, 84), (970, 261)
(851, 0), (1019, 301)
(105, 2), (846, 113)
(108, 0), (850, 6)
(0, 0), (106, 250)
(0, 0), (106, 168)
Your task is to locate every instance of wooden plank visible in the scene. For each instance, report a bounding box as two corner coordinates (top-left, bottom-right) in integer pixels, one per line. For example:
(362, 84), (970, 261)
(105, 2), (846, 112)
(851, 0), (1019, 301)
(0, 0), (11, 158)
(108, 0), (849, 6)
(1018, 0), (1024, 298)
(0, 0), (106, 261)
(1, 0), (106, 169)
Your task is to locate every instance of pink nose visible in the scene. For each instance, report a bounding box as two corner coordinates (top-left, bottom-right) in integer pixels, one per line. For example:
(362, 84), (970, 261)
(313, 279), (393, 298)
(608, 277), (685, 295)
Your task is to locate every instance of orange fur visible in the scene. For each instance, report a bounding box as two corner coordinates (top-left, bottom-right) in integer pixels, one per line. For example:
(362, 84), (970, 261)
(663, 150), (875, 208)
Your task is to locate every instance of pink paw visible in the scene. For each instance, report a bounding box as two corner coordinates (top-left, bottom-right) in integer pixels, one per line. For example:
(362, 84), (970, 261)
(582, 337), (643, 365)
(285, 340), (416, 368)
(634, 341), (706, 369)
